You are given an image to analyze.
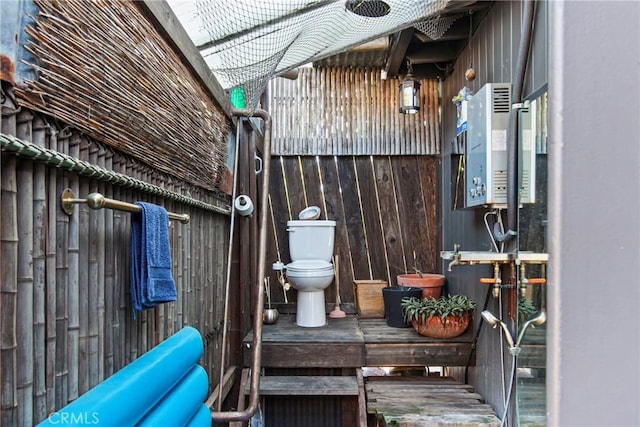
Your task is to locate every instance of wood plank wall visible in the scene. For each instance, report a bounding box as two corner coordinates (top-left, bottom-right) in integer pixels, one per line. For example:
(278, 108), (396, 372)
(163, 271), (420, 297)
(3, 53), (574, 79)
(265, 155), (440, 312)
(1, 108), (231, 426)
(269, 67), (441, 156)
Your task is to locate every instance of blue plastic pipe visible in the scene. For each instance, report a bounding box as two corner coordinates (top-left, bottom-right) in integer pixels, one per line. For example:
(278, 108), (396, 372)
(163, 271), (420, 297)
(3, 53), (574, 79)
(187, 405), (213, 427)
(138, 365), (209, 426)
(37, 326), (204, 426)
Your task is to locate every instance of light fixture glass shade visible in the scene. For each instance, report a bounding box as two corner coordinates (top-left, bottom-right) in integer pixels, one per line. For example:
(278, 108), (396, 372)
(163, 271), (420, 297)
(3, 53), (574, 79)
(398, 74), (421, 114)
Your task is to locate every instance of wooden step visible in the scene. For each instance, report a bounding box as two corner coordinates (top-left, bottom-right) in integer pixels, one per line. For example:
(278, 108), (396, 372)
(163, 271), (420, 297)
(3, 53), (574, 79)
(237, 368), (367, 427)
(365, 376), (500, 426)
(245, 375), (360, 396)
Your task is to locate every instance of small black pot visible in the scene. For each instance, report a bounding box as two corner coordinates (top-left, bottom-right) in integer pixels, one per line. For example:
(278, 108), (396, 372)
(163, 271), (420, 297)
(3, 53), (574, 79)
(382, 286), (423, 328)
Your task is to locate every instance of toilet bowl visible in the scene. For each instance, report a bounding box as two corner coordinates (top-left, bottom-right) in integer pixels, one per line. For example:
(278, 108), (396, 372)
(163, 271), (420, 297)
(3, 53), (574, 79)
(284, 219), (336, 327)
(285, 260), (334, 327)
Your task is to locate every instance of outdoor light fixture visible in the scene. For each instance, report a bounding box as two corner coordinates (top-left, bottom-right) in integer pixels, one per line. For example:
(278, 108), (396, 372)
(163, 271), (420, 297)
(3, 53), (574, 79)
(398, 61), (421, 114)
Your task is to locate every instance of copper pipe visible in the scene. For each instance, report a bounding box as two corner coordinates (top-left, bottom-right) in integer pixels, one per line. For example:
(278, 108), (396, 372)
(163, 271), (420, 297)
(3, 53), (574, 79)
(210, 108), (271, 422)
(60, 188), (190, 223)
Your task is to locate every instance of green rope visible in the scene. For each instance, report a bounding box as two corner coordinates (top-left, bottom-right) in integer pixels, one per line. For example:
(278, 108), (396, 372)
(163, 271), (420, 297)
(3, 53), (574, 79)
(1, 132), (231, 216)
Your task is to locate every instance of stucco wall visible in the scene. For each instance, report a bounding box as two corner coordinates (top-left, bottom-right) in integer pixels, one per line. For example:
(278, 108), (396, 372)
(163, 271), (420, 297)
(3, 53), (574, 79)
(547, 1), (640, 425)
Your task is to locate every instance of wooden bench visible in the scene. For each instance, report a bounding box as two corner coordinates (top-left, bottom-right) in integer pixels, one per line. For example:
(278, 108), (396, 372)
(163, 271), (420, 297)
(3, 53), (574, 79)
(37, 327), (211, 427)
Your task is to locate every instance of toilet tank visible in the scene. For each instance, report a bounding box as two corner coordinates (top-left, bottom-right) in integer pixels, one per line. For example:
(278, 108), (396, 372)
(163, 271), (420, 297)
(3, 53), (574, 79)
(287, 220), (336, 261)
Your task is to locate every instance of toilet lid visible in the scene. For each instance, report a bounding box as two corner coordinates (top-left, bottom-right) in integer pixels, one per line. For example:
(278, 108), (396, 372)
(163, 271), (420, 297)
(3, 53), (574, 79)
(286, 260), (333, 271)
(298, 206), (321, 220)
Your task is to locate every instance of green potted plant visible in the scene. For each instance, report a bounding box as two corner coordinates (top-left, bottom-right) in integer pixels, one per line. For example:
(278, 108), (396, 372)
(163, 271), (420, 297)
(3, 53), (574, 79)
(401, 294), (476, 338)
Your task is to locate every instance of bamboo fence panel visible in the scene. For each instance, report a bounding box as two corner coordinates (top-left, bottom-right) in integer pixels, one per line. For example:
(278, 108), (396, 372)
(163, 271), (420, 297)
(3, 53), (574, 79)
(1, 90), (18, 426)
(266, 154), (439, 312)
(67, 133), (80, 402)
(45, 122), (57, 416)
(94, 141), (107, 385)
(55, 126), (70, 409)
(16, 110), (35, 426)
(269, 67), (441, 156)
(1, 108), (231, 425)
(32, 116), (48, 423)
(78, 136), (89, 398)
(104, 147), (115, 379)
(114, 154), (129, 371)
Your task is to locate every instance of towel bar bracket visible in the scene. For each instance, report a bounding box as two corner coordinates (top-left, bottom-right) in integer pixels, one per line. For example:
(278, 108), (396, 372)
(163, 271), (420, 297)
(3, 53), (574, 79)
(61, 188), (78, 215)
(60, 188), (190, 223)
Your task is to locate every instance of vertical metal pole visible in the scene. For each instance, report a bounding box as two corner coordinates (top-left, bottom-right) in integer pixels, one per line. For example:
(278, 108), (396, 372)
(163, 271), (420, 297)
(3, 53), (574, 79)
(210, 108), (271, 422)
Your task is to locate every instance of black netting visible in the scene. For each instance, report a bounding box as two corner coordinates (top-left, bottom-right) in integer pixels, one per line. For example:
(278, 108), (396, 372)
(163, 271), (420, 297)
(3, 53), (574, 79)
(191, 0), (450, 111)
(414, 13), (463, 40)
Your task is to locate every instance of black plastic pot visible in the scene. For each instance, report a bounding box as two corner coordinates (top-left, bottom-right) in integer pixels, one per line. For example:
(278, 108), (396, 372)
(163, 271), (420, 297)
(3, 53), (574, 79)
(382, 286), (423, 328)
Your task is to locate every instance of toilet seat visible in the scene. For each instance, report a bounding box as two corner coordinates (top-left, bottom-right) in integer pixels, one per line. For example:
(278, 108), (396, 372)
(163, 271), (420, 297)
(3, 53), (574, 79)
(285, 260), (333, 272)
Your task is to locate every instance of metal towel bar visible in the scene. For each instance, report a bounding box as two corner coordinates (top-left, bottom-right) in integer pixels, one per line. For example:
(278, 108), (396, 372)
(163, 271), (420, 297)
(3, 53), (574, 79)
(61, 188), (190, 224)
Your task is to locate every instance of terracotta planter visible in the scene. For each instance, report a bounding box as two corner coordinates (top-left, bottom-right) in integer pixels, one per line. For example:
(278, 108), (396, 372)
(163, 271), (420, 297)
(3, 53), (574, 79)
(411, 312), (471, 339)
(397, 273), (445, 299)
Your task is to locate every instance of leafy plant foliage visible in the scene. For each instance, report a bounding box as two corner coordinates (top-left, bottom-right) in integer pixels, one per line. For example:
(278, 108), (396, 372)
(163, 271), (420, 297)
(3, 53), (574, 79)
(401, 294), (476, 323)
(518, 297), (538, 324)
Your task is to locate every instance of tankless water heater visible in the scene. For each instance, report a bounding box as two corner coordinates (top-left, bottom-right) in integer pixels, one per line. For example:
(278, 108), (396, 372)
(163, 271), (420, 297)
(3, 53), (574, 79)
(464, 83), (535, 208)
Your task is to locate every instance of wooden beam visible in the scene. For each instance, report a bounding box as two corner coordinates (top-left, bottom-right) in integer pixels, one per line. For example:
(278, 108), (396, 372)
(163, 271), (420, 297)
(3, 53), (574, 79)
(229, 368), (251, 427)
(205, 366), (238, 409)
(356, 369), (367, 427)
(406, 44), (459, 64)
(248, 343), (366, 368)
(384, 28), (414, 78)
(364, 343), (474, 367)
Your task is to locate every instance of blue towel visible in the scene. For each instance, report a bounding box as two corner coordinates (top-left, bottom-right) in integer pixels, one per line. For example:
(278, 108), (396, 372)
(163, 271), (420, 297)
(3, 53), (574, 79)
(130, 202), (177, 315)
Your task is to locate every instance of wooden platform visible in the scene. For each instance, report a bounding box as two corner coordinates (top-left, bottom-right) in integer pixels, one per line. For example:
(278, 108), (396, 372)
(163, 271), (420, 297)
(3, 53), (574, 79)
(243, 314), (475, 368)
(240, 316), (493, 427)
(365, 376), (500, 426)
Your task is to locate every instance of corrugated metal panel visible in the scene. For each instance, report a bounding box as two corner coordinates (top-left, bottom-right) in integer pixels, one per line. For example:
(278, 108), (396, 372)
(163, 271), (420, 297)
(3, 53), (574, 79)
(0, 0), (38, 84)
(269, 67), (441, 156)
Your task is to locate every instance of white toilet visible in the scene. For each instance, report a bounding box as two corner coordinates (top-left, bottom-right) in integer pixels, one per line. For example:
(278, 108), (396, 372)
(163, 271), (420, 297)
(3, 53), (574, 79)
(284, 219), (336, 327)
